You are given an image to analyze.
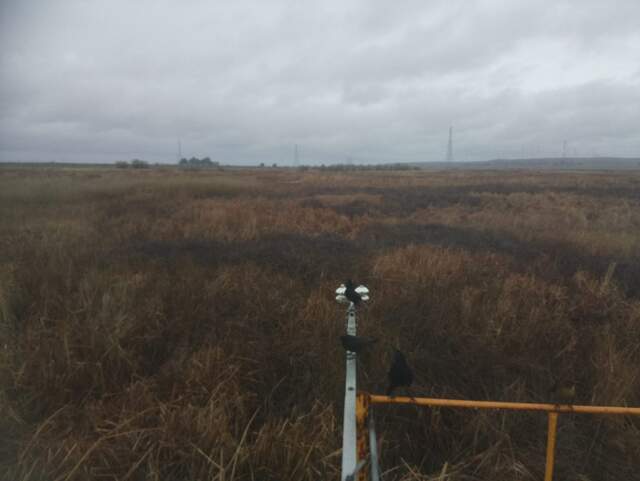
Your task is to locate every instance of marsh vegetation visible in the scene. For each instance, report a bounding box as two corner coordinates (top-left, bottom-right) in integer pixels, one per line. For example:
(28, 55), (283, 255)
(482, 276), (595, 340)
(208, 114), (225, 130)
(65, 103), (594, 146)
(1, 166), (639, 480)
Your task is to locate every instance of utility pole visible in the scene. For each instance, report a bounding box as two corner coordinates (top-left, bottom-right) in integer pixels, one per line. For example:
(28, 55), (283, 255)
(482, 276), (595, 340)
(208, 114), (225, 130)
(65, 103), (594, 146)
(446, 126), (454, 162)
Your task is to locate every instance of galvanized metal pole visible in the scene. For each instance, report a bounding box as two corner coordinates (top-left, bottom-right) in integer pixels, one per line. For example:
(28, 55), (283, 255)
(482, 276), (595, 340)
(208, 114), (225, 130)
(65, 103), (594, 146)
(341, 303), (358, 480)
(369, 408), (381, 481)
(336, 283), (370, 481)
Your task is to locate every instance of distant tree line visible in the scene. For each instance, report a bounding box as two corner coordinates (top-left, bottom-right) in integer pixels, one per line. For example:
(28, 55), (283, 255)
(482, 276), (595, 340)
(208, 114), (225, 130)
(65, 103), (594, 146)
(115, 159), (149, 169)
(314, 163), (419, 171)
(257, 162), (418, 171)
(179, 157), (220, 168)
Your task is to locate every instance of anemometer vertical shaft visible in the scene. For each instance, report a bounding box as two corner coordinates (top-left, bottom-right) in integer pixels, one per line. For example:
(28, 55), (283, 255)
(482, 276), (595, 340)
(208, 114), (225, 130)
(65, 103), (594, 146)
(341, 304), (358, 479)
(336, 283), (370, 481)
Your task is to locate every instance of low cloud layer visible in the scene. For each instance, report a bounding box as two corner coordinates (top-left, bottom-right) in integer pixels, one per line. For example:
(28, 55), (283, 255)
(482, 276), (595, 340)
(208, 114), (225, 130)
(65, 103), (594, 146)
(1, 0), (639, 164)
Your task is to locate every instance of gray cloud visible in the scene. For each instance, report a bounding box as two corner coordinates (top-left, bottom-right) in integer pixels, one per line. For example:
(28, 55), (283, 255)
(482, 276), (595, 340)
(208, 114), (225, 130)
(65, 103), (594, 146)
(1, 0), (639, 164)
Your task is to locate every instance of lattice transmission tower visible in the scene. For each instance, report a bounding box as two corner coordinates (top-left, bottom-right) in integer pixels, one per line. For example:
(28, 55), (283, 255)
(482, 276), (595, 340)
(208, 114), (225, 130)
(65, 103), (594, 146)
(446, 126), (454, 162)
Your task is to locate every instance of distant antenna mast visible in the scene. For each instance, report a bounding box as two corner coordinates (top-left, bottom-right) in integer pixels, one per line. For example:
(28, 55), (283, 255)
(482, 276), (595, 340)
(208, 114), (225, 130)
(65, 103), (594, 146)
(446, 126), (454, 162)
(294, 144), (299, 167)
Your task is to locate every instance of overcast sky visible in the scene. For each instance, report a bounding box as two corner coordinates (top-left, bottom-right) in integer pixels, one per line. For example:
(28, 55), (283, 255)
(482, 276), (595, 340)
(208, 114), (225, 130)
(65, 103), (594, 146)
(1, 0), (639, 164)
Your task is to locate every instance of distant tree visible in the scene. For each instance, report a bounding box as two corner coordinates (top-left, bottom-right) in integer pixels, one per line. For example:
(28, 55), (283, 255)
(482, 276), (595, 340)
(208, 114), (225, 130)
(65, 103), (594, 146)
(178, 156), (218, 168)
(131, 159), (149, 169)
(259, 162), (265, 168)
(115, 161), (129, 168)
(272, 163), (277, 168)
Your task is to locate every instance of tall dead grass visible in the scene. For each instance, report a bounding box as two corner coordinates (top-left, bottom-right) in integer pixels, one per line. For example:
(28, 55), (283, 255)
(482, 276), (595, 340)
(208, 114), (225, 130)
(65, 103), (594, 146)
(1, 166), (639, 480)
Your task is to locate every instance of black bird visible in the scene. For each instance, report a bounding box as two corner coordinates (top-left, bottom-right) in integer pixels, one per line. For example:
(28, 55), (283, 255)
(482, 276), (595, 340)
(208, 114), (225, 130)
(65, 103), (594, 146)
(340, 335), (377, 353)
(386, 349), (414, 396)
(344, 279), (362, 306)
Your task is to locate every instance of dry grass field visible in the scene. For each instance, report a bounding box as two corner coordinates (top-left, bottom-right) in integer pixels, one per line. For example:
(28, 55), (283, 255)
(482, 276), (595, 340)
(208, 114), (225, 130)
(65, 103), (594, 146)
(1, 165), (640, 480)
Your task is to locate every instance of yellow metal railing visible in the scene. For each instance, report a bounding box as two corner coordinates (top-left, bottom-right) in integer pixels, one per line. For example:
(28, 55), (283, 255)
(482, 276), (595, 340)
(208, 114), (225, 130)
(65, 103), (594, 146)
(356, 392), (640, 481)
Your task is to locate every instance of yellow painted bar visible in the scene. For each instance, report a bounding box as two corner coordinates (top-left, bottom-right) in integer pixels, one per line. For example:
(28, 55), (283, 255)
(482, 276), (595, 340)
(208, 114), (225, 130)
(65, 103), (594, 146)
(368, 394), (640, 415)
(544, 412), (559, 481)
(356, 393), (370, 481)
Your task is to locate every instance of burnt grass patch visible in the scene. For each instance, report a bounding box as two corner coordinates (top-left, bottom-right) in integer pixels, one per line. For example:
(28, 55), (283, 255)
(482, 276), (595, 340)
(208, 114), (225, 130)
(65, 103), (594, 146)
(126, 233), (364, 282)
(313, 182), (640, 217)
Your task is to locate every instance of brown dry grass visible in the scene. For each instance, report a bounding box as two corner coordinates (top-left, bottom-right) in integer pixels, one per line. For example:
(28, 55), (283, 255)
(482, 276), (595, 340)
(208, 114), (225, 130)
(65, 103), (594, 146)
(1, 165), (640, 480)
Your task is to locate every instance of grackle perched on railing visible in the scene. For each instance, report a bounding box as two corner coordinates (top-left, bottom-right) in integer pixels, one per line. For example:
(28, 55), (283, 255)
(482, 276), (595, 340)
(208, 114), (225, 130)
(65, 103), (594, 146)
(386, 349), (413, 396)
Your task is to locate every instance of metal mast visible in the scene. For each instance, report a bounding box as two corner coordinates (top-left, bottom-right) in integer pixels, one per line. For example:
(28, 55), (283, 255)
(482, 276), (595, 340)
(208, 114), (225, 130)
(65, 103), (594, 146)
(446, 126), (454, 162)
(336, 283), (370, 481)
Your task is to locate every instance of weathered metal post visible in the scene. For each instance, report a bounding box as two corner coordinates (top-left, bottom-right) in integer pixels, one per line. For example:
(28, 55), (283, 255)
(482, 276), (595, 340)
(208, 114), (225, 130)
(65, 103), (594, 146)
(336, 283), (370, 481)
(368, 409), (381, 481)
(544, 412), (559, 481)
